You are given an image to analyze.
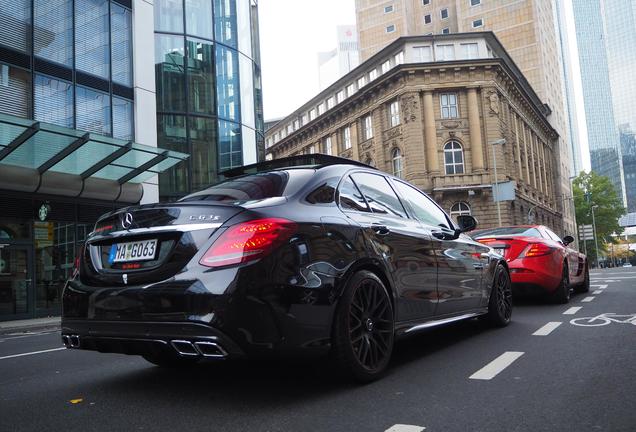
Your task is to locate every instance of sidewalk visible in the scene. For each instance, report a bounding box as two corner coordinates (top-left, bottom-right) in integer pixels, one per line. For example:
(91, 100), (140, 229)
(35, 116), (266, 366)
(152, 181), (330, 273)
(0, 317), (61, 335)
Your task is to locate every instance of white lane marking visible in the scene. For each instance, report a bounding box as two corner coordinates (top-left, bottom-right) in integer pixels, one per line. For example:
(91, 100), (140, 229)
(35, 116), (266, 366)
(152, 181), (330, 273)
(0, 331), (59, 341)
(469, 351), (524, 380)
(533, 322), (562, 336)
(581, 297), (595, 303)
(590, 284), (608, 289)
(0, 347), (65, 361)
(592, 276), (636, 280)
(385, 425), (425, 432)
(563, 307), (582, 315)
(593, 290), (603, 295)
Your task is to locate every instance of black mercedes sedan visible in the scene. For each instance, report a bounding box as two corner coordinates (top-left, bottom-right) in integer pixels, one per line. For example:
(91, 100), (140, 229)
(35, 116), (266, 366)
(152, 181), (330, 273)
(62, 155), (512, 382)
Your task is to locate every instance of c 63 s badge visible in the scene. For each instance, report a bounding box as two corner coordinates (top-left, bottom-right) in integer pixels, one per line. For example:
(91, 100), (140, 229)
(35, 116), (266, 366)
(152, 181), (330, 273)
(189, 215), (221, 221)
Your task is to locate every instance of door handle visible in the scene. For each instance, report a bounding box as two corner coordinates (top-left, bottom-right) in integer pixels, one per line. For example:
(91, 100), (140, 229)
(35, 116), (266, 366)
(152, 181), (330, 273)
(371, 224), (390, 236)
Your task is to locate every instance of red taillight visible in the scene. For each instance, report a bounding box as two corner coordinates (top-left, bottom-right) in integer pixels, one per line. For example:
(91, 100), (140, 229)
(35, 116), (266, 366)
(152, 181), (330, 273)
(199, 218), (297, 268)
(520, 243), (554, 258)
(72, 245), (85, 278)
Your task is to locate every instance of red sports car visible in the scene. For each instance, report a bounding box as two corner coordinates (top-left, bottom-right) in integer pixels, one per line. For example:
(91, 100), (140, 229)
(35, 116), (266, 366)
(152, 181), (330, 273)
(471, 225), (589, 303)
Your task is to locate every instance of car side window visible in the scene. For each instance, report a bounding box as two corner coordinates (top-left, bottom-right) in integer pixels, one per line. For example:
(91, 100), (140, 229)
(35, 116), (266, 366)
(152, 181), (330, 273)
(544, 228), (562, 243)
(338, 176), (371, 212)
(392, 180), (450, 228)
(350, 173), (407, 218)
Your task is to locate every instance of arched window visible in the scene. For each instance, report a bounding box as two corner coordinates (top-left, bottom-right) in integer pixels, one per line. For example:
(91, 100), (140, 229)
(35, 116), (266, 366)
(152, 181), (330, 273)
(444, 141), (464, 174)
(391, 148), (403, 178)
(450, 202), (471, 220)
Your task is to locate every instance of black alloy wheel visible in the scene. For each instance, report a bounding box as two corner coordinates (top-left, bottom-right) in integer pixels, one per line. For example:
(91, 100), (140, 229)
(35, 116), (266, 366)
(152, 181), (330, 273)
(575, 265), (590, 293)
(551, 264), (571, 304)
(486, 263), (513, 327)
(332, 270), (394, 382)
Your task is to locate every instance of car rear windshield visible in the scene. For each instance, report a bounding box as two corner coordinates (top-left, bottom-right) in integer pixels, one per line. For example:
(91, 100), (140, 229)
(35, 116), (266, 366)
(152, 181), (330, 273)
(179, 169), (314, 202)
(472, 227), (542, 238)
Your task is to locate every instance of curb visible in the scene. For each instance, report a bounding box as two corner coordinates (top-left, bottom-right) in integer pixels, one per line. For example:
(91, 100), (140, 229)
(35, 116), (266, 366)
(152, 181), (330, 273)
(0, 320), (61, 336)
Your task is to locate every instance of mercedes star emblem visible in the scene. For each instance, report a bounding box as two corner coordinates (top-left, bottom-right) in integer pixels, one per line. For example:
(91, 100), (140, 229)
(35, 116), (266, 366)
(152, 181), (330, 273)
(121, 212), (134, 229)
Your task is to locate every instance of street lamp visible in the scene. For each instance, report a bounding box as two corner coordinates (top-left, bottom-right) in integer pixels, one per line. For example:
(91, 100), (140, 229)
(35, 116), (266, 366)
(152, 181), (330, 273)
(490, 138), (506, 227)
(591, 204), (600, 269)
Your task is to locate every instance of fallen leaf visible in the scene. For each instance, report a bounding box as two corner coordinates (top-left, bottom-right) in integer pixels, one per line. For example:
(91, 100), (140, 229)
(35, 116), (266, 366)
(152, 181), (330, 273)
(69, 398), (83, 404)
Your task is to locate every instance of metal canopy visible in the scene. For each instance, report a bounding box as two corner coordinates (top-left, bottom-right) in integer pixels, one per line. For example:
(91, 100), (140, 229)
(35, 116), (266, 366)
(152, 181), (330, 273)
(0, 113), (188, 184)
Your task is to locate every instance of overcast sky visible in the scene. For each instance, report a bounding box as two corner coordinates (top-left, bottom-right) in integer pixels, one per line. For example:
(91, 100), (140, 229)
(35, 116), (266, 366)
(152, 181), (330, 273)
(258, 0), (590, 171)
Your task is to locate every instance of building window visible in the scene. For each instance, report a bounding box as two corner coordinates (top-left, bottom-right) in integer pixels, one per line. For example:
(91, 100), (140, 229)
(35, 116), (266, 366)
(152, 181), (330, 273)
(395, 51), (405, 65)
(384, 5), (394, 13)
(369, 69), (378, 80)
(381, 60), (391, 74)
(34, 0), (73, 66)
(318, 102), (326, 115)
(444, 141), (464, 174)
(324, 136), (332, 155)
(386, 24), (396, 33)
(389, 100), (400, 127)
(414, 45), (432, 62)
(461, 43), (479, 59)
(470, 0), (481, 5)
(327, 96), (335, 109)
(440, 8), (449, 19)
(436, 44), (455, 60)
(76, 85), (111, 136)
(112, 96), (133, 140)
(347, 83), (356, 96)
(287, 124), (293, 134)
(309, 108), (316, 121)
(293, 119), (300, 130)
(424, 14), (432, 24)
(76, 0), (110, 79)
(111, 4), (133, 87)
(336, 90), (345, 103)
(450, 202), (471, 219)
(0, 63), (31, 118)
(1, 0), (31, 53)
(392, 148), (403, 178)
(442, 27), (450, 34)
(34, 74), (73, 128)
(343, 126), (352, 150)
(472, 18), (483, 28)
(364, 114), (374, 140)
(301, 114), (308, 125)
(440, 93), (458, 118)
(309, 144), (315, 154)
(422, 0), (430, 5)
(357, 76), (366, 88)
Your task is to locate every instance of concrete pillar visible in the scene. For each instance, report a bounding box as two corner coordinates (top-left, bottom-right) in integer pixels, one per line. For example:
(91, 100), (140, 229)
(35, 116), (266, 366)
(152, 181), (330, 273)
(513, 112), (522, 180)
(350, 121), (360, 161)
(467, 88), (484, 172)
(423, 91), (439, 174)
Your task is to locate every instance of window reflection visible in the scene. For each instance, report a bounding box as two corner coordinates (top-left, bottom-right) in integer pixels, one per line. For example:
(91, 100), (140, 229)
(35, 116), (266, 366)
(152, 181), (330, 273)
(0, 64), (31, 118)
(76, 86), (111, 136)
(34, 74), (73, 128)
(34, 0), (73, 66)
(216, 45), (240, 121)
(190, 116), (217, 191)
(111, 3), (133, 86)
(186, 0), (213, 40)
(215, 0), (238, 47)
(0, 0), (31, 53)
(158, 115), (189, 200)
(187, 38), (215, 115)
(154, 0), (184, 33)
(75, 0), (110, 79)
(155, 34), (186, 113)
(218, 119), (242, 171)
(113, 96), (133, 140)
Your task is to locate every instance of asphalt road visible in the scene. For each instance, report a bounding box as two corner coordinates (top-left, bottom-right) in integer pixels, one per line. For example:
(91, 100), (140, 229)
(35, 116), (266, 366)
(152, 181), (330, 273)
(1, 268), (635, 432)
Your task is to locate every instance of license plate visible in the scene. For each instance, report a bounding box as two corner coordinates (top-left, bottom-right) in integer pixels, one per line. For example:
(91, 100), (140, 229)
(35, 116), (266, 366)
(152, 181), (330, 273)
(109, 239), (157, 263)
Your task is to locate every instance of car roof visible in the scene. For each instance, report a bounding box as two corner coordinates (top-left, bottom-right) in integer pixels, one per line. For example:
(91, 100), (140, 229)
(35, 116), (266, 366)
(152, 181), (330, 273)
(219, 154), (376, 179)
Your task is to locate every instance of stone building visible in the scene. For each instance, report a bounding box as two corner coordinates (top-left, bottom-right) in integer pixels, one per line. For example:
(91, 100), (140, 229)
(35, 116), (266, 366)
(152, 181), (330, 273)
(265, 33), (564, 232)
(354, 0), (577, 237)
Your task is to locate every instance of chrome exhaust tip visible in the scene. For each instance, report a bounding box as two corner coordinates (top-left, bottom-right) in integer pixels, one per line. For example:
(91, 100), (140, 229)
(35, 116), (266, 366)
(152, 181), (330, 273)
(194, 341), (228, 358)
(170, 340), (199, 357)
(61, 335), (71, 348)
(69, 335), (80, 348)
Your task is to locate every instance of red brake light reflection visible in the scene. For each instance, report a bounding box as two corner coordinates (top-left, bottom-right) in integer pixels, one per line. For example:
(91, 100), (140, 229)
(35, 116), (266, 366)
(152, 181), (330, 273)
(521, 243), (554, 258)
(199, 218), (297, 268)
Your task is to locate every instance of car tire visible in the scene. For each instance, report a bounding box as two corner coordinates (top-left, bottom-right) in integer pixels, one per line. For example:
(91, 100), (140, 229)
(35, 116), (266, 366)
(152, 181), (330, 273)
(575, 265), (590, 293)
(331, 270), (394, 383)
(486, 263), (513, 327)
(142, 352), (200, 368)
(551, 263), (571, 304)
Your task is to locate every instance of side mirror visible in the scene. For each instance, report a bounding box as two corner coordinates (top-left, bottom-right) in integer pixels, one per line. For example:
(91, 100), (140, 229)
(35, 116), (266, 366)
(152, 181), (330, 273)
(456, 215), (478, 233)
(563, 235), (574, 246)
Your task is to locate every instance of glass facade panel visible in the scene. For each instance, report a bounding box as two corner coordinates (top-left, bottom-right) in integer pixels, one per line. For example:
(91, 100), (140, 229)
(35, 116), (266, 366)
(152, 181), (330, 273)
(34, 0), (73, 66)
(112, 96), (134, 140)
(216, 44), (240, 122)
(158, 115), (189, 199)
(75, 0), (110, 79)
(3, 129), (76, 168)
(186, 0), (213, 40)
(0, 64), (31, 118)
(239, 53), (255, 128)
(0, 0), (31, 53)
(190, 116), (217, 191)
(76, 86), (111, 136)
(111, 3), (133, 86)
(215, 0), (238, 47)
(50, 140), (119, 175)
(155, 34), (186, 113)
(218, 119), (242, 170)
(34, 75), (74, 128)
(186, 38), (215, 115)
(35, 222), (75, 315)
(155, 0), (184, 33)
(236, 0), (252, 57)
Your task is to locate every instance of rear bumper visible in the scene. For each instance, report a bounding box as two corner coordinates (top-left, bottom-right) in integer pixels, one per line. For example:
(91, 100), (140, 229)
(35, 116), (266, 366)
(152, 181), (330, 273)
(508, 261), (561, 294)
(61, 319), (246, 359)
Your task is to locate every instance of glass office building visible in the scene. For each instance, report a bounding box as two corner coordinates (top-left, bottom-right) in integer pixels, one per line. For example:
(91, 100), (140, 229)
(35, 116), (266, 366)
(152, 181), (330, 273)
(0, 0), (188, 321)
(154, 0), (264, 201)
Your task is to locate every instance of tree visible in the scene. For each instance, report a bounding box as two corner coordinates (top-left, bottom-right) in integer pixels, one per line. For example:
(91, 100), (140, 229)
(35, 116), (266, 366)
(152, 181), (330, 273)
(572, 171), (626, 263)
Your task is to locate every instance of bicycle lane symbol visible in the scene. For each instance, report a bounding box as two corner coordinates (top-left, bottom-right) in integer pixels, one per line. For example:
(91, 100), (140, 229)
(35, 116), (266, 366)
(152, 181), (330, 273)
(570, 313), (636, 327)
